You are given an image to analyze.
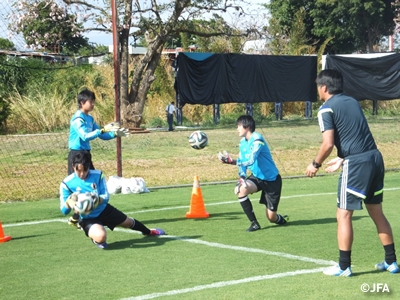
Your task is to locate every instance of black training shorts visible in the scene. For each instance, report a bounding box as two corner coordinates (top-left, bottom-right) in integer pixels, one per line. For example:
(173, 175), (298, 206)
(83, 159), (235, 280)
(247, 174), (282, 212)
(79, 204), (127, 237)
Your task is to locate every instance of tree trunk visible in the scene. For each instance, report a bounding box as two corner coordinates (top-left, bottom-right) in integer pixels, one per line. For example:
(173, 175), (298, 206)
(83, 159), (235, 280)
(120, 28), (130, 128)
(124, 40), (164, 128)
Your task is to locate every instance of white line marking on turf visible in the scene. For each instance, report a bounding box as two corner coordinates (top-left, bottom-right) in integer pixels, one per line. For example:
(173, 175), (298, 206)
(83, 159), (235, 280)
(115, 228), (333, 265)
(2, 219), (66, 227)
(4, 221), (333, 266)
(120, 267), (327, 300)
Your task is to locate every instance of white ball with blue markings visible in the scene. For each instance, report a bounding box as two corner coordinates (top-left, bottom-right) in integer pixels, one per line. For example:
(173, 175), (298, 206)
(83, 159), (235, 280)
(188, 130), (208, 150)
(74, 192), (94, 215)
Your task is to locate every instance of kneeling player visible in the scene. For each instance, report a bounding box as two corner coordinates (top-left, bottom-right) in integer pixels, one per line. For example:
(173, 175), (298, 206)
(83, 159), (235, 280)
(218, 115), (288, 232)
(60, 151), (165, 249)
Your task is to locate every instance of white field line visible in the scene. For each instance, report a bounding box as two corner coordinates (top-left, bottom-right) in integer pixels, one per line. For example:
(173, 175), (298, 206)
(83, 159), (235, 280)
(2, 218), (333, 266)
(115, 228), (333, 265)
(119, 267), (328, 300)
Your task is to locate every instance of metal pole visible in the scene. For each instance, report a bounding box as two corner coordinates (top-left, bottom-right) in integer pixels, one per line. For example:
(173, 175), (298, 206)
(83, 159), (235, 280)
(111, 0), (122, 176)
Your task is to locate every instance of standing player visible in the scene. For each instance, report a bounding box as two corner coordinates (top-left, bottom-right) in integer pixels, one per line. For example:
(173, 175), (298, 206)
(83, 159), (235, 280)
(305, 69), (399, 276)
(60, 151), (165, 249)
(165, 101), (176, 131)
(218, 115), (288, 232)
(67, 89), (129, 228)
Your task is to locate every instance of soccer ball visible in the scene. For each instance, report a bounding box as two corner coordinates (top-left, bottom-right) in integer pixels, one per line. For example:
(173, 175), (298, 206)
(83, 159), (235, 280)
(188, 130), (208, 150)
(74, 192), (94, 215)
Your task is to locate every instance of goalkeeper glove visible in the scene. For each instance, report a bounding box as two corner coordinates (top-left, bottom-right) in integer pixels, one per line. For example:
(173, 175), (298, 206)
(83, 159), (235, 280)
(218, 150), (234, 164)
(101, 122), (120, 133)
(234, 177), (247, 195)
(65, 192), (79, 209)
(114, 128), (129, 137)
(90, 192), (102, 209)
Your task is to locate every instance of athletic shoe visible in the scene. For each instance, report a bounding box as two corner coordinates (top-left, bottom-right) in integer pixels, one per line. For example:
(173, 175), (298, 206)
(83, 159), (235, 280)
(91, 239), (108, 249)
(375, 261), (400, 274)
(246, 221), (261, 232)
(323, 265), (353, 277)
(145, 228), (166, 236)
(68, 217), (81, 230)
(281, 215), (289, 224)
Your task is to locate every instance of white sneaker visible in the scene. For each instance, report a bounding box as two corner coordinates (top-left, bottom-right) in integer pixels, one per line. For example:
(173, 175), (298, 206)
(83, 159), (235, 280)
(323, 265), (353, 277)
(375, 261), (399, 274)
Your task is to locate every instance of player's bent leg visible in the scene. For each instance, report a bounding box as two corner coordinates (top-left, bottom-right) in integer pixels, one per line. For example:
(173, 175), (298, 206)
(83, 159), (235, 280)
(238, 195), (260, 232)
(120, 217), (166, 236)
(367, 203), (398, 272)
(365, 203), (394, 245)
(88, 223), (107, 244)
(266, 210), (288, 225)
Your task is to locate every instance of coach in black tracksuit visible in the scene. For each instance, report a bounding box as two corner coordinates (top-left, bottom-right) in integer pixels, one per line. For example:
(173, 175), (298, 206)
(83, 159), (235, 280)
(305, 69), (399, 276)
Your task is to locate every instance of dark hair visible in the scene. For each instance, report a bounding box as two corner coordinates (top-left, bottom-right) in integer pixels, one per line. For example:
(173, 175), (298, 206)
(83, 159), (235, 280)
(72, 151), (91, 171)
(316, 69), (343, 94)
(236, 115), (255, 132)
(77, 89), (96, 108)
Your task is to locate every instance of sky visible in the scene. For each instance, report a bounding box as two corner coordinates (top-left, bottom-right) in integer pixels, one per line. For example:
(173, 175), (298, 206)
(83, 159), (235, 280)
(0, 0), (268, 50)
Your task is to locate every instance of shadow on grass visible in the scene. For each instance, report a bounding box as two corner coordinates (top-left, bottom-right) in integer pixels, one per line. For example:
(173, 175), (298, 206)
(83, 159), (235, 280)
(139, 211), (243, 225)
(267, 215), (368, 228)
(106, 235), (202, 250)
(7, 233), (54, 240)
(353, 270), (384, 276)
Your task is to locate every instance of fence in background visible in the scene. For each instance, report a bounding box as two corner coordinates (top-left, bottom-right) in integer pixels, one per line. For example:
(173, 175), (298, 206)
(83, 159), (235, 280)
(0, 132), (118, 201)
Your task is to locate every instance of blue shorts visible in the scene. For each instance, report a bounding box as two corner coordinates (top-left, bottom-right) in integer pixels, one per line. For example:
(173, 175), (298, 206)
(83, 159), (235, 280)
(337, 149), (384, 210)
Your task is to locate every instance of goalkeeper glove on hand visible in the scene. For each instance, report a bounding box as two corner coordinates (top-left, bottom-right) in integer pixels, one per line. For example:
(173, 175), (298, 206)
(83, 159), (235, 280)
(90, 192), (101, 209)
(114, 128), (129, 137)
(234, 177), (247, 195)
(65, 192), (79, 209)
(218, 150), (234, 164)
(101, 122), (120, 133)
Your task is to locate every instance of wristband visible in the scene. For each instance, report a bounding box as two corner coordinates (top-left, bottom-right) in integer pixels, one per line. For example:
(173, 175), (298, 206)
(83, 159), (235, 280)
(312, 160), (321, 168)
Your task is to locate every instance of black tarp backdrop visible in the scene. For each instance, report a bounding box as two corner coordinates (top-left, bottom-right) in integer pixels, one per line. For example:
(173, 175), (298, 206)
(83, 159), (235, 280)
(325, 53), (400, 101)
(175, 53), (318, 107)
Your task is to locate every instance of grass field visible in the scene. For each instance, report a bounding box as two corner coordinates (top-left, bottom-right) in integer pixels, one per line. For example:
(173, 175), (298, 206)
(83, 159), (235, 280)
(1, 172), (399, 299)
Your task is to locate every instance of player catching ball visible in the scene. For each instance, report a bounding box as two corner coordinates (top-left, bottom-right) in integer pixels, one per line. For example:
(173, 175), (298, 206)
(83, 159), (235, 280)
(67, 89), (129, 229)
(60, 151), (165, 249)
(218, 115), (288, 232)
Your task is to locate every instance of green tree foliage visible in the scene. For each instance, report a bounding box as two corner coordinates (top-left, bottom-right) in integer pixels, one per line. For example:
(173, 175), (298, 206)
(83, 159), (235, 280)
(77, 44), (109, 57)
(268, 7), (315, 55)
(267, 0), (395, 53)
(0, 57), (54, 132)
(0, 38), (15, 50)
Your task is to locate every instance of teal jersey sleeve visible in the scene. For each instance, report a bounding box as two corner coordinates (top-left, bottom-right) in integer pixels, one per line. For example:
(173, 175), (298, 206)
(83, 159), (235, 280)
(68, 111), (114, 150)
(60, 177), (73, 215)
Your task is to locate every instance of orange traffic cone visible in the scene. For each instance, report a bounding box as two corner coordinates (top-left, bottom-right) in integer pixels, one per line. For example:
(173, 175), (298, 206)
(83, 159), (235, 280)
(0, 221), (11, 243)
(186, 175), (209, 219)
